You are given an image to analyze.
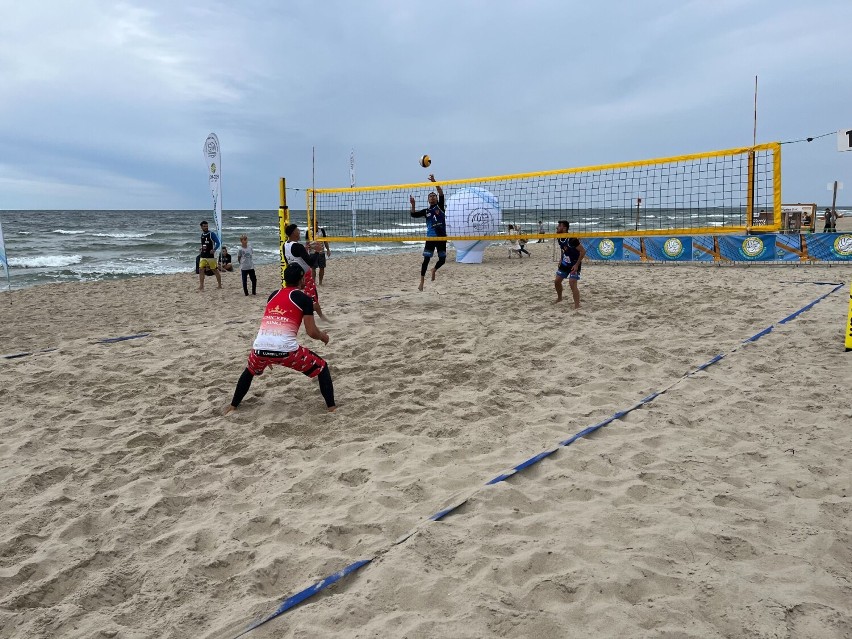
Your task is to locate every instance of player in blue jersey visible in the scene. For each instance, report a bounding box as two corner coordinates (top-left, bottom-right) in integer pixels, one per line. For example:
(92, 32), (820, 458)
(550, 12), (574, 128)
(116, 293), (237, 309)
(409, 174), (446, 291)
(554, 220), (585, 308)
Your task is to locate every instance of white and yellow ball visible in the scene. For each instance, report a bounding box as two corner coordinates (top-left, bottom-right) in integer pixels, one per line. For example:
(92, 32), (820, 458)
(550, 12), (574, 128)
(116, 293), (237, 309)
(419, 154), (431, 168)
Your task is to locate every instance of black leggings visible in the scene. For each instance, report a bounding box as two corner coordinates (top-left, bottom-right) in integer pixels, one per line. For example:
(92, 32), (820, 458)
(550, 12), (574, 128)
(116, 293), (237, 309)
(230, 365), (335, 408)
(241, 269), (257, 295)
(421, 254), (446, 277)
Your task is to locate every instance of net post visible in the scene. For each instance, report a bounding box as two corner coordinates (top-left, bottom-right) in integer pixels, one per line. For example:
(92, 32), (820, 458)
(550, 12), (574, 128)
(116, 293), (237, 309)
(845, 280), (852, 352)
(746, 150), (755, 232)
(279, 178), (289, 287)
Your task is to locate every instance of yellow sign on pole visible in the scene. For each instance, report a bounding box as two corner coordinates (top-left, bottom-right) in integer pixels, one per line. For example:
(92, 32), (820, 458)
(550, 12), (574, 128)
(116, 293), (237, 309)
(846, 281), (852, 352)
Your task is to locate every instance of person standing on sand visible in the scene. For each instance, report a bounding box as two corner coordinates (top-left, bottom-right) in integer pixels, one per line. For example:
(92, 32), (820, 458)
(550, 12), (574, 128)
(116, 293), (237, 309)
(823, 208), (837, 233)
(284, 224), (328, 321)
(237, 234), (257, 296)
(306, 227), (331, 285)
(410, 173), (446, 291)
(224, 263), (336, 415)
(197, 220), (221, 291)
(553, 220), (585, 309)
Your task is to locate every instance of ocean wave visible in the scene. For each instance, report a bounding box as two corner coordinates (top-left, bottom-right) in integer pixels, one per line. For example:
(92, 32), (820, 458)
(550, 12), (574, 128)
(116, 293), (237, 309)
(9, 254), (84, 268)
(92, 232), (155, 239)
(54, 229), (86, 235)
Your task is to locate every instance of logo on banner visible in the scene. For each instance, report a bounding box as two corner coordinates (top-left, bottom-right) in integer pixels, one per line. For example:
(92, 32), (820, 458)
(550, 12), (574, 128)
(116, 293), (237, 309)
(205, 137), (219, 158)
(740, 237), (765, 259)
(833, 234), (852, 257)
(209, 162), (219, 182)
(598, 239), (616, 258)
(467, 207), (494, 233)
(663, 238), (685, 259)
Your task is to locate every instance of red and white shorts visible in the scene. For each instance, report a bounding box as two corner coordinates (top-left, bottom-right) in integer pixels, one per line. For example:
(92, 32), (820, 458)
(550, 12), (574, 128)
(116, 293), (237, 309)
(247, 347), (326, 378)
(303, 270), (319, 304)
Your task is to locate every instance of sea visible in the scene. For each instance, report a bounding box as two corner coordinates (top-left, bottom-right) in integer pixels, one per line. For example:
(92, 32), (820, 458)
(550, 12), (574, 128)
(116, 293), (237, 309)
(4, 205), (841, 291)
(0, 209), (425, 291)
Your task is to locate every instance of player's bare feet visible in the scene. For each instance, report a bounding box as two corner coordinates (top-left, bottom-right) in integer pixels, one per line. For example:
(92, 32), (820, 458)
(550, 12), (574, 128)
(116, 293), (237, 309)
(223, 404), (237, 416)
(552, 298), (563, 304)
(327, 406), (337, 413)
(430, 267), (437, 281)
(418, 278), (425, 291)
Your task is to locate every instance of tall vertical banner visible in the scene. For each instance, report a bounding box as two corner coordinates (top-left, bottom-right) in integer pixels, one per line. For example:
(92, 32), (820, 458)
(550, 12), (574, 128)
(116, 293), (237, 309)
(0, 214), (10, 292)
(350, 149), (357, 254)
(203, 133), (223, 248)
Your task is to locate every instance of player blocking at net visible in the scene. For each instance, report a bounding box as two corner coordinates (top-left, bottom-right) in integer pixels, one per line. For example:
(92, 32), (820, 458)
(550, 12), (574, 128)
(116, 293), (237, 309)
(409, 174), (446, 291)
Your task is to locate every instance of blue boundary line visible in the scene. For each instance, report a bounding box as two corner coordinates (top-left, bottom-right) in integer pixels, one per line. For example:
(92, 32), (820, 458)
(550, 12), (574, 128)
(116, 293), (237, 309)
(95, 332), (151, 344)
(233, 283), (843, 637)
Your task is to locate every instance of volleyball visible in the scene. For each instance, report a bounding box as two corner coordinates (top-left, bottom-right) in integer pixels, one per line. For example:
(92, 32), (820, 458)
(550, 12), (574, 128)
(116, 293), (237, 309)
(420, 154), (431, 168)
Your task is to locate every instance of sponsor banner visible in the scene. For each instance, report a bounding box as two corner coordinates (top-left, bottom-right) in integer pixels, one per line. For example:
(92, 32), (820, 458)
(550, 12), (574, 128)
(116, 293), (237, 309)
(718, 235), (776, 261)
(621, 236), (642, 261)
(692, 235), (716, 262)
(644, 236), (693, 261)
(806, 233), (852, 261)
(445, 187), (501, 263)
(583, 237), (623, 261)
(0, 215), (7, 271)
(203, 133), (223, 243)
(776, 233), (805, 261)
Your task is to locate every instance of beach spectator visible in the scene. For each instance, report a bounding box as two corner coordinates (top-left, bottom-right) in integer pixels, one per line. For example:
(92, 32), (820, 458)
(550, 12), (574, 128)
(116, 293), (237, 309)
(508, 224), (530, 257)
(517, 225), (531, 256)
(218, 246), (233, 272)
(197, 220), (221, 291)
(409, 173), (446, 291)
(823, 208), (837, 232)
(284, 224), (327, 321)
(306, 227), (331, 285)
(224, 263), (335, 415)
(237, 234), (256, 296)
(554, 220), (585, 309)
(537, 220), (545, 242)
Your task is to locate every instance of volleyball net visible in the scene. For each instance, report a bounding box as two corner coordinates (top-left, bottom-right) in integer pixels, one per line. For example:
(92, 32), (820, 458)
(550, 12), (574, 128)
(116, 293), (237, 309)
(279, 143), (781, 247)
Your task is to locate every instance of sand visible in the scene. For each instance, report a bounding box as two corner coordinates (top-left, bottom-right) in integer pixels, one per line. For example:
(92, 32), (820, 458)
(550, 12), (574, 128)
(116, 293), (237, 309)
(1, 240), (851, 638)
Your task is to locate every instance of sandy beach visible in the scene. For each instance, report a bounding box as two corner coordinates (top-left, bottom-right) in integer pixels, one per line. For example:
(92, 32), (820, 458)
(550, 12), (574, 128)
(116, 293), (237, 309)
(1, 241), (851, 638)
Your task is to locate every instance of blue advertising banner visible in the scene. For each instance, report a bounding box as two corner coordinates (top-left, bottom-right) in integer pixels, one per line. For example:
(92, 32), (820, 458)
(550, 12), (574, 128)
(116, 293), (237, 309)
(644, 236), (693, 261)
(582, 237), (623, 261)
(582, 233), (850, 263)
(622, 237), (642, 261)
(805, 233), (852, 261)
(718, 235), (776, 261)
(692, 236), (716, 262)
(776, 233), (805, 261)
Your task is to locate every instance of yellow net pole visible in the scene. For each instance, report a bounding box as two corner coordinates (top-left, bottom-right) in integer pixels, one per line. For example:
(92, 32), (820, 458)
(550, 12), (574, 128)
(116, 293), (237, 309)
(278, 178), (289, 286)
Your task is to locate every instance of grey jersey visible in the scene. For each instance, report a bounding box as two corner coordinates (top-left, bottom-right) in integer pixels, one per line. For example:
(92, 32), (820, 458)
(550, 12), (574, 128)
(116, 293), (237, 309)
(237, 244), (255, 270)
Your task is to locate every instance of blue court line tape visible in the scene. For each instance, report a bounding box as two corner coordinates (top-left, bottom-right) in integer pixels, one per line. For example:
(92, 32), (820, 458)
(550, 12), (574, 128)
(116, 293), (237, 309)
(233, 284), (843, 637)
(778, 284), (842, 324)
(3, 348), (58, 360)
(234, 560), (372, 638)
(744, 326), (773, 343)
(96, 332), (151, 344)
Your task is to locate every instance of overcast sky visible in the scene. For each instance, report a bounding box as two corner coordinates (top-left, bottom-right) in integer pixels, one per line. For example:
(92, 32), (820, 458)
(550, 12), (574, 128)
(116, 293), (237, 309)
(2, 0), (851, 210)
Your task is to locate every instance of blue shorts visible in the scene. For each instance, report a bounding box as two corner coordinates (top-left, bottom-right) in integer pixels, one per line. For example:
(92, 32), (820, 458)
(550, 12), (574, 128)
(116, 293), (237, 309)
(556, 267), (581, 281)
(424, 240), (447, 257)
